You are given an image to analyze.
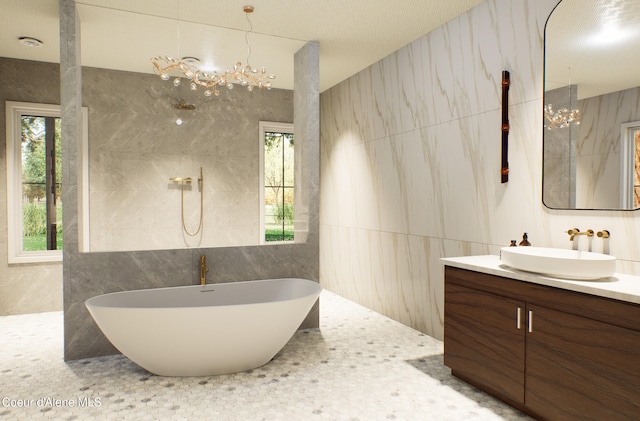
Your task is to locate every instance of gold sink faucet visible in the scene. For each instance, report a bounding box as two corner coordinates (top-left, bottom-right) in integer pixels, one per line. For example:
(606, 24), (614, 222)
(199, 255), (209, 285)
(566, 228), (593, 241)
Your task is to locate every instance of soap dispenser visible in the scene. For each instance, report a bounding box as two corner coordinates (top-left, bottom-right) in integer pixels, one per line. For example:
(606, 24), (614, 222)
(519, 233), (531, 246)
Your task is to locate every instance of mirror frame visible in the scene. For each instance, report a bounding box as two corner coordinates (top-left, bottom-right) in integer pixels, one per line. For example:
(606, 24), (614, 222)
(542, 0), (640, 211)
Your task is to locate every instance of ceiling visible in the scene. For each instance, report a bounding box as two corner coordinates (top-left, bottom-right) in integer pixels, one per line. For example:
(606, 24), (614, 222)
(0, 0), (484, 92)
(545, 0), (640, 99)
(3, 1), (638, 98)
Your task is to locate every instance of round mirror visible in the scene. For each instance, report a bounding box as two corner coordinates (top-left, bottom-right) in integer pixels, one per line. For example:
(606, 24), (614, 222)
(543, 0), (640, 210)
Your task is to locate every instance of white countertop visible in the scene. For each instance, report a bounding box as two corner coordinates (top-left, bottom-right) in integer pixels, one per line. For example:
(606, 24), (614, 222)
(441, 254), (640, 305)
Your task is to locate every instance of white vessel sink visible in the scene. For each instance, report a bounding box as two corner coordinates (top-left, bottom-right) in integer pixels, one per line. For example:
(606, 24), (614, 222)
(500, 246), (616, 280)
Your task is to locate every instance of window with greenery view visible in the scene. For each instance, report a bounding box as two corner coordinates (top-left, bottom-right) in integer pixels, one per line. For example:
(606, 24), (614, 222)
(20, 115), (63, 251)
(634, 129), (640, 209)
(6, 102), (68, 263)
(262, 126), (294, 242)
(621, 121), (640, 210)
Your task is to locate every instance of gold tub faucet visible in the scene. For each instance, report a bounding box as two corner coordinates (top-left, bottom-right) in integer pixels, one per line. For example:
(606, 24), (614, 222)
(200, 255), (209, 285)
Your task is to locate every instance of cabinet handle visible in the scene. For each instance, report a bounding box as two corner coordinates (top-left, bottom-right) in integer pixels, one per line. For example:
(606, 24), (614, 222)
(528, 310), (533, 332)
(516, 307), (522, 329)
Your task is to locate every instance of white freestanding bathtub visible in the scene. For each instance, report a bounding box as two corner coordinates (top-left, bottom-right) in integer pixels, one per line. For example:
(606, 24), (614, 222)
(85, 278), (322, 377)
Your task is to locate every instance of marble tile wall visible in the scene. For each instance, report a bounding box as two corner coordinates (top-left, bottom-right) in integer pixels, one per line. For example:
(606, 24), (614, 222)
(60, 0), (320, 361)
(543, 85), (577, 209)
(0, 58), (63, 315)
(84, 67), (293, 251)
(575, 86), (640, 208)
(294, 41), (320, 245)
(319, 0), (640, 341)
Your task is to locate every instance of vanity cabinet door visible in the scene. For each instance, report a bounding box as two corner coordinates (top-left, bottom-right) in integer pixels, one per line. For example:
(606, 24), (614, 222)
(444, 282), (526, 405)
(526, 304), (640, 421)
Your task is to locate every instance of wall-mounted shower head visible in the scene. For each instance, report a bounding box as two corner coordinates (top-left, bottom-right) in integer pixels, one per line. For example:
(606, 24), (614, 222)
(172, 100), (196, 110)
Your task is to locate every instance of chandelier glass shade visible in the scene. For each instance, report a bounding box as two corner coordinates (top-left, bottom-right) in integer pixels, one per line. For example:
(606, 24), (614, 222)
(151, 55), (275, 96)
(544, 104), (581, 130)
(150, 5), (275, 97)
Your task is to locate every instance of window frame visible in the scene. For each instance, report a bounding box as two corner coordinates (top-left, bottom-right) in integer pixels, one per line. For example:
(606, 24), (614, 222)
(259, 121), (294, 244)
(5, 101), (89, 263)
(620, 120), (640, 210)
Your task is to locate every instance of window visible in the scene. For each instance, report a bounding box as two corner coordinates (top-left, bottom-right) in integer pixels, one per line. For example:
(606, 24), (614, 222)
(634, 129), (640, 209)
(259, 122), (294, 243)
(6, 101), (89, 263)
(621, 121), (640, 209)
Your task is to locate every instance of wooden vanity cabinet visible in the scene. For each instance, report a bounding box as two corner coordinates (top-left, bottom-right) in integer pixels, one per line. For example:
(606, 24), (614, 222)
(444, 266), (640, 421)
(444, 282), (526, 405)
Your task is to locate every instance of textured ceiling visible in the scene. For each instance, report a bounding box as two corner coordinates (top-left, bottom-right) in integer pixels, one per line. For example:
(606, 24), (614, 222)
(3, 1), (637, 97)
(545, 0), (640, 99)
(0, 0), (484, 92)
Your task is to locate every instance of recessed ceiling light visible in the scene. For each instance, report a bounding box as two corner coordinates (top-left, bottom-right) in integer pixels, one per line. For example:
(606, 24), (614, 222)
(18, 37), (43, 48)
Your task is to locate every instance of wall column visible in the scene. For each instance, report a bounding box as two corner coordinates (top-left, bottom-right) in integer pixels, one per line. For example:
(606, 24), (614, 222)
(294, 41), (320, 244)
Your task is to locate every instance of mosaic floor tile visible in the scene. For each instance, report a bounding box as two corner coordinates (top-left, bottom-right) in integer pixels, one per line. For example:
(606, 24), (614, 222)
(0, 291), (530, 420)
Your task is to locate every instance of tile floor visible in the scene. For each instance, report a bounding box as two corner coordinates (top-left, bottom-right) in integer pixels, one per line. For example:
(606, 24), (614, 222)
(0, 290), (530, 421)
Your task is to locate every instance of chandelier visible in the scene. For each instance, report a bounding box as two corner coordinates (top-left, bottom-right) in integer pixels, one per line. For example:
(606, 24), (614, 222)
(150, 5), (275, 97)
(544, 104), (581, 130)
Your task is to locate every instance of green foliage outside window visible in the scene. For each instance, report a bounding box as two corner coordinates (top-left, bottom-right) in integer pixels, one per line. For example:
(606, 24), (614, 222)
(20, 116), (62, 251)
(264, 131), (294, 242)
